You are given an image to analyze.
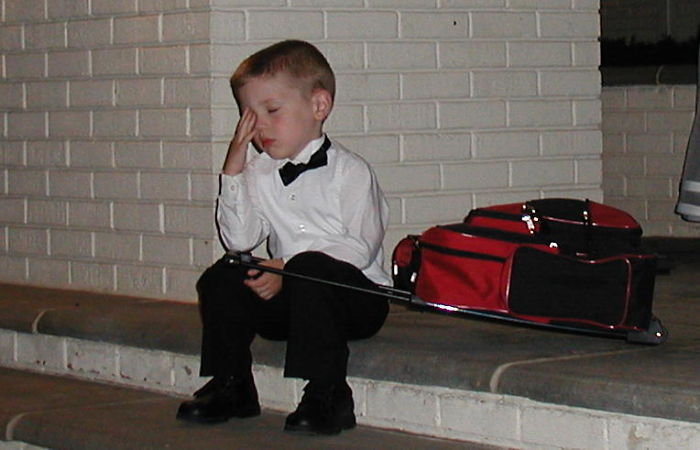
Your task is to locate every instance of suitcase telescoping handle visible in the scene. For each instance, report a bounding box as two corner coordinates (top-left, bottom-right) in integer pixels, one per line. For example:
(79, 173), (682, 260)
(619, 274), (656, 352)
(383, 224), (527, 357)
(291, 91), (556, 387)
(224, 253), (667, 344)
(223, 251), (414, 303)
(522, 198), (593, 231)
(224, 252), (482, 314)
(522, 199), (595, 254)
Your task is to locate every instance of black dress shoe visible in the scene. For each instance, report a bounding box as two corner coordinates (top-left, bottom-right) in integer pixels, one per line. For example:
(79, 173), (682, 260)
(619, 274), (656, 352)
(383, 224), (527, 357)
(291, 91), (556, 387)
(176, 375), (260, 424)
(284, 381), (356, 435)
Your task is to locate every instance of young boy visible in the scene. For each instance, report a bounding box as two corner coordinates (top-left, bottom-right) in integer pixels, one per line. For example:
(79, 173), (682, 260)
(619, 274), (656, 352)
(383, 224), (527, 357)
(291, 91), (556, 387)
(176, 40), (391, 435)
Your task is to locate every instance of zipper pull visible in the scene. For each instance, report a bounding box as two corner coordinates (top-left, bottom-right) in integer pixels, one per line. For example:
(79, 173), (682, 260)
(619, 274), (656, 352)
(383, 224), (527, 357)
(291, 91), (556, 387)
(522, 214), (538, 234)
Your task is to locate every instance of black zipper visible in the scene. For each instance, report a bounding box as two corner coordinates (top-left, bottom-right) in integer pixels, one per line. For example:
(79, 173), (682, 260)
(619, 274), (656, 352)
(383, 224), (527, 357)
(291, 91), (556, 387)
(467, 209), (523, 222)
(438, 224), (551, 245)
(419, 241), (507, 263)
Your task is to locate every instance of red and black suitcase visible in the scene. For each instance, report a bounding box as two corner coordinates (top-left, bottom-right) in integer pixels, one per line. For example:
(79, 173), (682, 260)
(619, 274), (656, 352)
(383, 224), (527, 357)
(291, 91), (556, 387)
(392, 198), (667, 344)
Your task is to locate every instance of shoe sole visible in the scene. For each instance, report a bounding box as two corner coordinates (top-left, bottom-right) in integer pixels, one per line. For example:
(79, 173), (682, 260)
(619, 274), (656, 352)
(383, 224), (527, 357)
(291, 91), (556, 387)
(284, 415), (356, 435)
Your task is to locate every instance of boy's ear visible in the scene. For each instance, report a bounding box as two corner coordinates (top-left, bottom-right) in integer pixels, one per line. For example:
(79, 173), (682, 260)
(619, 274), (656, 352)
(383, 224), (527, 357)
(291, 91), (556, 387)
(311, 89), (333, 121)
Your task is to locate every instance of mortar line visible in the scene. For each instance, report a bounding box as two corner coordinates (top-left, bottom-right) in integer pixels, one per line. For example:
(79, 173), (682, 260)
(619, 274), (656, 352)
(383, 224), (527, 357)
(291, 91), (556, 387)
(489, 347), (652, 393)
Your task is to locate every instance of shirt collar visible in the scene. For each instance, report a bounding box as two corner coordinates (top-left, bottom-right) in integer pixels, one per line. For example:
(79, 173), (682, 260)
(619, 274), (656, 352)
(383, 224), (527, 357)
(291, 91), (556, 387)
(287, 134), (327, 165)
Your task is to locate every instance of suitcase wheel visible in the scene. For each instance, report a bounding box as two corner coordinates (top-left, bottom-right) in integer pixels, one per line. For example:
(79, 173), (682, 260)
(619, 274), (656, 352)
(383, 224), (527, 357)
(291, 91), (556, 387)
(626, 316), (668, 345)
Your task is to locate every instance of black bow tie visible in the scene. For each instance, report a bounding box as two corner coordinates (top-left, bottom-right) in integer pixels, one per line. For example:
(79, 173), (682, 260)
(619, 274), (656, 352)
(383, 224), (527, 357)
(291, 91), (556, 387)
(278, 137), (331, 186)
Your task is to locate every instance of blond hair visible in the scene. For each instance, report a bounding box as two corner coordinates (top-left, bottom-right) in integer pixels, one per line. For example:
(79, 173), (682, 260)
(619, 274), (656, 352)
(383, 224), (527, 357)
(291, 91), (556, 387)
(230, 40), (335, 103)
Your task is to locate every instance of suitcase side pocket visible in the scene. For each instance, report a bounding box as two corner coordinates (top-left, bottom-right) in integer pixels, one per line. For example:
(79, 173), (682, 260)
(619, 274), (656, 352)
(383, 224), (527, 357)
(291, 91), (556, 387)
(414, 235), (511, 311)
(507, 246), (631, 327)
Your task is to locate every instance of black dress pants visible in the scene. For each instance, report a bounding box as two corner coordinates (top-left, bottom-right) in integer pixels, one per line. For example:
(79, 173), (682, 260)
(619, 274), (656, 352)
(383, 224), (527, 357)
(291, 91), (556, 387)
(197, 251), (389, 384)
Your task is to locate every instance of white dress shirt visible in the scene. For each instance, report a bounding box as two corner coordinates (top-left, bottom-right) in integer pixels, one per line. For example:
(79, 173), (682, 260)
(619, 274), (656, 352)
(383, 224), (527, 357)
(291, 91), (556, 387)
(217, 135), (390, 286)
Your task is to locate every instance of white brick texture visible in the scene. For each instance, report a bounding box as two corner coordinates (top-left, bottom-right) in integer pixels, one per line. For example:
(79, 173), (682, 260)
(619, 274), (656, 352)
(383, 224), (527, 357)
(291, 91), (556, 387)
(602, 85), (700, 237)
(1, 1), (603, 300)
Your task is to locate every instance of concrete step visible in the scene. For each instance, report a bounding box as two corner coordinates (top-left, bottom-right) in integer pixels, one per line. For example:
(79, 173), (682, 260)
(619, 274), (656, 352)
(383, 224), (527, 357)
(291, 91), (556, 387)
(2, 256), (700, 449)
(0, 367), (491, 450)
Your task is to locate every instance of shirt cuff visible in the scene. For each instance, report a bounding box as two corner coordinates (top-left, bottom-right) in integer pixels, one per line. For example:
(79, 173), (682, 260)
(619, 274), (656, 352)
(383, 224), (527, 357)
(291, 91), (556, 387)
(219, 172), (246, 201)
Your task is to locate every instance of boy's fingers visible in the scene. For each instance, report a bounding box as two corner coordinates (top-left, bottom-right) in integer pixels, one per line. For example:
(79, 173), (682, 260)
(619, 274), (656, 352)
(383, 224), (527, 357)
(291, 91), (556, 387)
(242, 259), (283, 300)
(247, 272), (271, 286)
(234, 130), (256, 153)
(243, 278), (260, 291)
(247, 268), (262, 279)
(238, 109), (256, 134)
(247, 280), (281, 301)
(245, 277), (270, 298)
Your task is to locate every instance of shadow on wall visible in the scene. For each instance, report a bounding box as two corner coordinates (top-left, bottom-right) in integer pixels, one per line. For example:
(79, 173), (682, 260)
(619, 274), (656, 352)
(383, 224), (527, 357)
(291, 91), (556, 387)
(601, 35), (699, 67)
(600, 34), (699, 86)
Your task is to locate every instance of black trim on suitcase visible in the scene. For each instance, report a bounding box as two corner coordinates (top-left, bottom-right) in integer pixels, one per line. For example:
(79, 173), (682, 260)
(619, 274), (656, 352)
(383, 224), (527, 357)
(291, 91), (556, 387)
(466, 209), (522, 222)
(419, 241), (506, 263)
(438, 223), (554, 246)
(465, 199), (644, 257)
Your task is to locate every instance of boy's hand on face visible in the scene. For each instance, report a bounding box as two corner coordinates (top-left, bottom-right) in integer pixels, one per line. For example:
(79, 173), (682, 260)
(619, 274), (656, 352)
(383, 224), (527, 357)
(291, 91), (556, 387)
(244, 258), (284, 300)
(223, 108), (257, 175)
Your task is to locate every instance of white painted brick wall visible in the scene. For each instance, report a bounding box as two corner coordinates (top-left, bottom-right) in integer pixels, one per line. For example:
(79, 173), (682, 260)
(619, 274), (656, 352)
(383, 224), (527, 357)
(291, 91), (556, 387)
(1, 0), (603, 301)
(602, 85), (700, 237)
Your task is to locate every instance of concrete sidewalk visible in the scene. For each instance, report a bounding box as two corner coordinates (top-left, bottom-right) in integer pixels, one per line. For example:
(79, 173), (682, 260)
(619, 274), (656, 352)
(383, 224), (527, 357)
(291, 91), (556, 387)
(1, 241), (700, 448)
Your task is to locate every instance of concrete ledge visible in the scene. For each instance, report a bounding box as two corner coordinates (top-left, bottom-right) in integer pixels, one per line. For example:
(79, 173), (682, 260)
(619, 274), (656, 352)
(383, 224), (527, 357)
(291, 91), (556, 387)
(2, 252), (700, 447)
(3, 331), (700, 449)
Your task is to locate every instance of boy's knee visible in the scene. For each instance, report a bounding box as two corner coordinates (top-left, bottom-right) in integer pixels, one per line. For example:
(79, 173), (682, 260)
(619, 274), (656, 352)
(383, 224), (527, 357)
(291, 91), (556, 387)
(285, 251), (333, 276)
(196, 257), (241, 296)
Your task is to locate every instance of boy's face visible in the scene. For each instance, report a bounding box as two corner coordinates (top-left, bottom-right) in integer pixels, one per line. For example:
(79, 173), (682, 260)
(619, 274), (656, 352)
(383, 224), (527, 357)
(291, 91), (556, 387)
(236, 72), (331, 160)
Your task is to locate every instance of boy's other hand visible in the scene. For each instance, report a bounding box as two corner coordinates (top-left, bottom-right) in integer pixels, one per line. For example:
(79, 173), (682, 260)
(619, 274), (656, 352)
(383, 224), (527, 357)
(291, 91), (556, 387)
(244, 258), (283, 300)
(223, 108), (257, 175)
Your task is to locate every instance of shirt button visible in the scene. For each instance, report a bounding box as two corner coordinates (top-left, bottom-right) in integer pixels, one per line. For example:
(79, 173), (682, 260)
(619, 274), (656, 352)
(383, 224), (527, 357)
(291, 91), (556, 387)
(298, 224), (306, 232)
(289, 193), (296, 201)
